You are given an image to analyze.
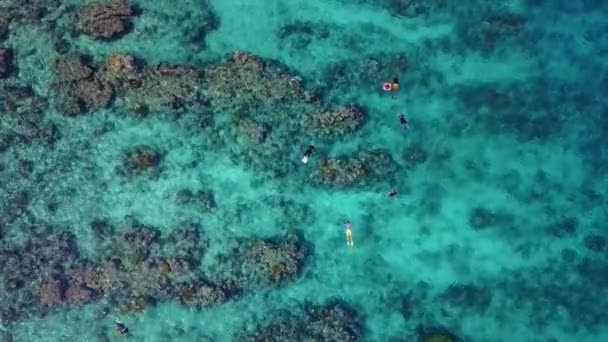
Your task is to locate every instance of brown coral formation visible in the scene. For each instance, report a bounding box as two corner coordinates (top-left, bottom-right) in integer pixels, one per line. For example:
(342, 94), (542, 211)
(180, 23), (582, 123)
(213, 235), (309, 290)
(311, 149), (398, 187)
(76, 0), (134, 40)
(119, 145), (161, 176)
(241, 301), (362, 342)
(203, 51), (308, 112)
(122, 64), (204, 112)
(53, 54), (114, 116)
(306, 106), (365, 137)
(101, 53), (141, 90)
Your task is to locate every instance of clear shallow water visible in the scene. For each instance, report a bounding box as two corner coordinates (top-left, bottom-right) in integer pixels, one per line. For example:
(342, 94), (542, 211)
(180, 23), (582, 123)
(1, 0), (607, 341)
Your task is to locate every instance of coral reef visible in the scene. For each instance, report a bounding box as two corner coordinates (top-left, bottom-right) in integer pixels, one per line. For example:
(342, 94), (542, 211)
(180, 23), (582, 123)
(76, 0), (134, 40)
(0, 219), (234, 323)
(310, 149), (398, 187)
(235, 117), (270, 144)
(0, 227), (78, 322)
(118, 145), (161, 176)
(0, 48), (14, 78)
(121, 63), (204, 113)
(0, 85), (55, 147)
(203, 51), (308, 113)
(212, 234), (309, 290)
(53, 54), (114, 116)
(305, 106), (365, 138)
(101, 53), (141, 91)
(240, 301), (362, 341)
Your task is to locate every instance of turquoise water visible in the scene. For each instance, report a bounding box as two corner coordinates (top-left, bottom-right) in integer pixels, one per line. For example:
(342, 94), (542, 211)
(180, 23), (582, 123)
(1, 0), (607, 341)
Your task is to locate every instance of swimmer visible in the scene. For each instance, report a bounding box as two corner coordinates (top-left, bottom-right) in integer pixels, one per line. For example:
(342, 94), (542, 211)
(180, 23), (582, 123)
(115, 322), (129, 337)
(388, 189), (398, 198)
(399, 113), (410, 130)
(391, 77), (399, 99)
(302, 144), (315, 164)
(345, 221), (354, 247)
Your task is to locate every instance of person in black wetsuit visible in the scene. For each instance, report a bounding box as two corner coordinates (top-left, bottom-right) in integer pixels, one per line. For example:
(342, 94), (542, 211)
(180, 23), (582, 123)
(302, 144), (315, 164)
(115, 322), (129, 336)
(399, 113), (409, 130)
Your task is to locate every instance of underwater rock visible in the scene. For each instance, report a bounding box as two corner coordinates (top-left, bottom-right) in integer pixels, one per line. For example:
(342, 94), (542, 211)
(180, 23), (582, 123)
(311, 149), (398, 187)
(215, 234), (308, 289)
(76, 0), (134, 40)
(184, 7), (219, 47)
(54, 54), (94, 82)
(277, 20), (331, 50)
(65, 285), (96, 305)
(16, 160), (34, 177)
(440, 283), (492, 311)
(119, 145), (161, 176)
(548, 217), (578, 237)
(417, 326), (460, 342)
(161, 225), (205, 263)
(242, 301), (362, 342)
(67, 77), (114, 113)
(402, 143), (428, 168)
(173, 279), (227, 307)
(236, 117), (270, 144)
(400, 292), (415, 320)
(304, 302), (362, 341)
(0, 48), (14, 78)
(468, 207), (497, 230)
(120, 223), (161, 264)
(175, 189), (216, 211)
(306, 106), (365, 138)
(458, 13), (526, 53)
(583, 234), (606, 253)
(54, 37), (71, 54)
(0, 133), (14, 153)
(101, 53), (141, 91)
(38, 277), (67, 305)
(0, 13), (10, 40)
(37, 123), (61, 146)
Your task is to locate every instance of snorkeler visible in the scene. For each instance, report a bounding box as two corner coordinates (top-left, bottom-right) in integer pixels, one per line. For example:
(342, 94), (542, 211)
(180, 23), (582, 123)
(391, 77), (399, 99)
(388, 189), (398, 198)
(115, 322), (129, 337)
(399, 113), (409, 130)
(345, 221), (354, 247)
(302, 144), (315, 164)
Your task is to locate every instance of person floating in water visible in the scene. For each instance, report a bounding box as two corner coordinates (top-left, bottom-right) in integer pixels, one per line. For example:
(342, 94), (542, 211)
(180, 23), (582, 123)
(115, 322), (129, 337)
(399, 113), (409, 130)
(388, 189), (398, 198)
(302, 144), (315, 164)
(391, 77), (399, 99)
(345, 221), (354, 247)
